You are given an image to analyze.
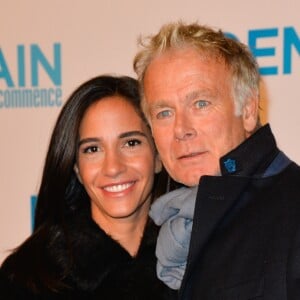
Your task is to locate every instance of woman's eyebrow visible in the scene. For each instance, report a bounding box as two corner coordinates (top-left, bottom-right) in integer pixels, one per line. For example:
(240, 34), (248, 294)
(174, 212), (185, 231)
(78, 137), (100, 147)
(119, 131), (147, 139)
(77, 131), (147, 147)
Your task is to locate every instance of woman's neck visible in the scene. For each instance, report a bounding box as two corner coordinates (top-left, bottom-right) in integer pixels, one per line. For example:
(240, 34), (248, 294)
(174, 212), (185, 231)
(109, 219), (147, 256)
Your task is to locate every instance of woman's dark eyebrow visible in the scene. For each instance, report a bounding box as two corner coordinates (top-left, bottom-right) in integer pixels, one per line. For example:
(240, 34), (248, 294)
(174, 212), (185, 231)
(119, 131), (147, 139)
(78, 131), (147, 147)
(78, 137), (99, 147)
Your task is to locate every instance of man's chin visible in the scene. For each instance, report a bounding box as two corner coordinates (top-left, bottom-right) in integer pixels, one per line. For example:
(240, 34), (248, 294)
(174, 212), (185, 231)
(175, 175), (202, 187)
(173, 169), (221, 187)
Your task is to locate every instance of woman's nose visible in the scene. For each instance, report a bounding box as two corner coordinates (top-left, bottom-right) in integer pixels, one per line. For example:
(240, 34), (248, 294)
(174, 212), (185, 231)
(102, 150), (126, 177)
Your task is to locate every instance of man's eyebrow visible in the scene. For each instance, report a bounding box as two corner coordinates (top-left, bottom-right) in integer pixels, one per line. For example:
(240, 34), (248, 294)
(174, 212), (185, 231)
(149, 90), (214, 111)
(185, 89), (213, 101)
(152, 101), (168, 107)
(149, 100), (172, 111)
(185, 90), (202, 101)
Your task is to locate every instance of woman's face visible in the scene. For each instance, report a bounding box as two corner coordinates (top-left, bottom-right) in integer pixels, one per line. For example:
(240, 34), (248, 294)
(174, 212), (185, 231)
(74, 96), (161, 228)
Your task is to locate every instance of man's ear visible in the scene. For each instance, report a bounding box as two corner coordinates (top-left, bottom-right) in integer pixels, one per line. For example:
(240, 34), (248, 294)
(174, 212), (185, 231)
(74, 164), (83, 183)
(154, 153), (162, 174)
(242, 97), (259, 136)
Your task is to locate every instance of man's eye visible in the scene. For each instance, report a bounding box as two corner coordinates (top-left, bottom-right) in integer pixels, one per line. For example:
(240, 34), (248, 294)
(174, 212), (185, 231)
(195, 100), (209, 108)
(156, 110), (172, 119)
(83, 146), (99, 153)
(125, 139), (142, 147)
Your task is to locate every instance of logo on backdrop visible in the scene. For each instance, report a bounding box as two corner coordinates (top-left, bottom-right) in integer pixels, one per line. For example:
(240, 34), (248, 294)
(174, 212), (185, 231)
(225, 26), (300, 75)
(31, 195), (37, 231)
(0, 43), (62, 109)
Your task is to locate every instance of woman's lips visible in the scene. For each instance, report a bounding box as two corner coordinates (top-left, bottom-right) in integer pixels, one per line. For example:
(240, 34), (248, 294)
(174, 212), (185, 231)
(102, 181), (135, 193)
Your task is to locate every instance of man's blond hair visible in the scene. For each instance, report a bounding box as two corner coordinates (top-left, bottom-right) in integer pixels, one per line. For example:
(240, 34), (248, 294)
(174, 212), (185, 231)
(133, 21), (260, 118)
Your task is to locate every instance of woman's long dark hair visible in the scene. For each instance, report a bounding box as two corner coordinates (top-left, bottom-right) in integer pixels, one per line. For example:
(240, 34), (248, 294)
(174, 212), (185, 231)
(35, 75), (152, 228)
(1, 75), (169, 293)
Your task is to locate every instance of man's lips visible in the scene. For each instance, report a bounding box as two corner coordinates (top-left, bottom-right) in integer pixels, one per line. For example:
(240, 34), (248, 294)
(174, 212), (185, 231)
(102, 181), (135, 193)
(178, 152), (204, 160)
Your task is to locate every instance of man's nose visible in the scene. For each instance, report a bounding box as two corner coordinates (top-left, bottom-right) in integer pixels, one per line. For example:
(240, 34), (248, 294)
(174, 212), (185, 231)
(174, 113), (197, 141)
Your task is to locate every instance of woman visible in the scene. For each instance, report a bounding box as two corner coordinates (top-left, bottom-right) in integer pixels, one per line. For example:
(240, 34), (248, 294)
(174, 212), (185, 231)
(0, 75), (177, 299)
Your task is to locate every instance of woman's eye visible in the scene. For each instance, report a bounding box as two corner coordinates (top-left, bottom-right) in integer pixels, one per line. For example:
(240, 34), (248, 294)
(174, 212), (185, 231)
(83, 145), (99, 153)
(125, 139), (142, 147)
(156, 110), (172, 119)
(195, 100), (209, 109)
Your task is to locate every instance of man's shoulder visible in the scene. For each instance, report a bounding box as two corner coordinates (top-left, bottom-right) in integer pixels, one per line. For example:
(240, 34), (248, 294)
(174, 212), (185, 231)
(281, 159), (300, 180)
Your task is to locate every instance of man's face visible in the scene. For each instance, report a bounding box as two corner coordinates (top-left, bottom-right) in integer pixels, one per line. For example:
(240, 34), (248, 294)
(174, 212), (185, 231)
(143, 47), (257, 186)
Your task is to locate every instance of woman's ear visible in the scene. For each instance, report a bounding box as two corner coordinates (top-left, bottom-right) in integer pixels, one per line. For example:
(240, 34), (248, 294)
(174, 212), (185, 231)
(74, 164), (83, 183)
(242, 97), (259, 136)
(154, 153), (162, 174)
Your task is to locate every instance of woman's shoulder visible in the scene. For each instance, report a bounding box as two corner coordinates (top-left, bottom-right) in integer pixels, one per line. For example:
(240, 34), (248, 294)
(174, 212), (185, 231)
(0, 224), (67, 297)
(0, 264), (39, 299)
(1, 251), (76, 299)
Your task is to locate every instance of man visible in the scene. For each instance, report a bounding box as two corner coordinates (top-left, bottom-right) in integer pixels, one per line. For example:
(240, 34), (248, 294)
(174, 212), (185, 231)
(133, 21), (300, 299)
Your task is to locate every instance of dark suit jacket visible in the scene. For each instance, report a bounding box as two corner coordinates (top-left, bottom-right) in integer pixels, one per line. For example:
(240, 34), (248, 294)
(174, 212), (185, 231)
(179, 125), (300, 300)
